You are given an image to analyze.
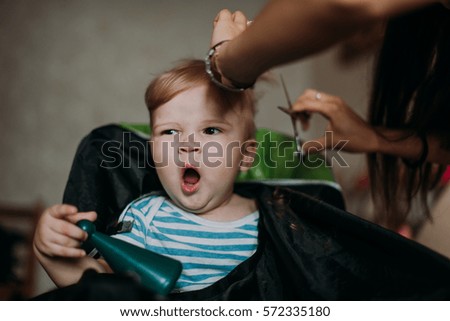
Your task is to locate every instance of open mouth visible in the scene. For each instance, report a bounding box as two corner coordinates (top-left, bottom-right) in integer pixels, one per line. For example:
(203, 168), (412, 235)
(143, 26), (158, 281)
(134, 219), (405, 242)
(181, 166), (201, 193)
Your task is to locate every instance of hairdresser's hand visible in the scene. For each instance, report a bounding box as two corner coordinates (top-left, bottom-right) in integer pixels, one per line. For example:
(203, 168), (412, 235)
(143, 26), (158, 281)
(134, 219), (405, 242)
(33, 204), (97, 259)
(211, 9), (249, 47)
(291, 89), (381, 154)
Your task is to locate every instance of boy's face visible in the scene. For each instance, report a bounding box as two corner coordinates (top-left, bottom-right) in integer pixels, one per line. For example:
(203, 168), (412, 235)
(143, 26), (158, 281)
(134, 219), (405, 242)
(150, 85), (254, 214)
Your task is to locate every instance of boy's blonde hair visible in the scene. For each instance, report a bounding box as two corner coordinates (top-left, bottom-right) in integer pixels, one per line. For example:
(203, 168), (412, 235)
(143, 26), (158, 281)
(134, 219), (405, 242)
(145, 59), (256, 139)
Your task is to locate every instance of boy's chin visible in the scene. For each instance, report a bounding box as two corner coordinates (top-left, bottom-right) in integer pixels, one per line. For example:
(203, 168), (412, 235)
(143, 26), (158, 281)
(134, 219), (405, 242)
(171, 196), (209, 214)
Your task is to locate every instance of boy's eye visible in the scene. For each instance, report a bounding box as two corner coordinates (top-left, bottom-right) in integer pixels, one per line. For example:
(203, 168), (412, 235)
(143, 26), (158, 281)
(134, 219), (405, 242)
(203, 127), (221, 135)
(161, 129), (178, 135)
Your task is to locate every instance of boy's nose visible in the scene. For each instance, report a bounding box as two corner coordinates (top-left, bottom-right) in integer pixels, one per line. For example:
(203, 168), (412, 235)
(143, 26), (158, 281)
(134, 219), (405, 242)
(179, 144), (200, 153)
(177, 134), (201, 153)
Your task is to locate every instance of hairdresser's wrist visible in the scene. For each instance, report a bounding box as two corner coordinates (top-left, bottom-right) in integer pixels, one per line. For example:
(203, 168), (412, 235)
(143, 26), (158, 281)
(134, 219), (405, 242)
(214, 41), (256, 89)
(374, 128), (427, 162)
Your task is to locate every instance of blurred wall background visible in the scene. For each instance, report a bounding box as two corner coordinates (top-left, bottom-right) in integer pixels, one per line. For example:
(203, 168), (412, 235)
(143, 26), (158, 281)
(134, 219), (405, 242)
(0, 0), (375, 296)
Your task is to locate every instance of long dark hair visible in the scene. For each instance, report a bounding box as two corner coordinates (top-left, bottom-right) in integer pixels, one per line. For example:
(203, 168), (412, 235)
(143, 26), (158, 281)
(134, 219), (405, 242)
(368, 5), (450, 230)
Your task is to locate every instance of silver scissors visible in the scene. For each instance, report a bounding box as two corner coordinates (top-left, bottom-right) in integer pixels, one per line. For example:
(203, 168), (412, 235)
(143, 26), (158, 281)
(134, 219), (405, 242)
(277, 75), (308, 160)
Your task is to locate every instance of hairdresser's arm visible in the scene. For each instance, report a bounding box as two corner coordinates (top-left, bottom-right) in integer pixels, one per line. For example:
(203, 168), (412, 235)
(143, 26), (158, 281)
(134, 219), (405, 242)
(292, 90), (450, 165)
(373, 128), (450, 165)
(213, 0), (439, 86)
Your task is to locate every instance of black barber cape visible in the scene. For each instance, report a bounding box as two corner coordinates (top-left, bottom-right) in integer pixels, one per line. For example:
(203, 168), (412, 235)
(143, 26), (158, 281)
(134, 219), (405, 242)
(35, 125), (450, 300)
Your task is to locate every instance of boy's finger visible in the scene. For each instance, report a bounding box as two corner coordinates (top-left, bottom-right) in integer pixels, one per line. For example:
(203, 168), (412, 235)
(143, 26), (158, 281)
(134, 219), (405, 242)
(47, 204), (78, 218)
(65, 211), (97, 224)
(36, 231), (86, 258)
(49, 220), (89, 241)
(49, 243), (86, 258)
(45, 232), (84, 250)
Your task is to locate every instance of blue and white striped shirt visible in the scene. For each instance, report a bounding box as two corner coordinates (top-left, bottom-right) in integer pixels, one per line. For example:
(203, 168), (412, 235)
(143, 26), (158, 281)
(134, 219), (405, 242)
(113, 194), (259, 292)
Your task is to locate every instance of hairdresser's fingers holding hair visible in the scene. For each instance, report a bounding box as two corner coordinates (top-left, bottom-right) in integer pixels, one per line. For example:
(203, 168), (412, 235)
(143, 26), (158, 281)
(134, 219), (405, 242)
(231, 10), (248, 26)
(213, 9), (232, 27)
(211, 9), (248, 47)
(212, 9), (233, 46)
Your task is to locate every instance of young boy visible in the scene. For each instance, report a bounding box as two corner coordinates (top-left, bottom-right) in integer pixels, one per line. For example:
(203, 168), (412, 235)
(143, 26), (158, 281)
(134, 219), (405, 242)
(33, 59), (259, 292)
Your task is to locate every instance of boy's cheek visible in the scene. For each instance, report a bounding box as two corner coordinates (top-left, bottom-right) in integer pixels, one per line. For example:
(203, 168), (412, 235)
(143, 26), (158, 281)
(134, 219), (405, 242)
(149, 140), (171, 164)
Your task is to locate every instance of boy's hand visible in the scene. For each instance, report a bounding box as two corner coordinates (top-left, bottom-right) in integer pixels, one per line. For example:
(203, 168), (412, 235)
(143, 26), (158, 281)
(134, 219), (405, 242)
(33, 204), (97, 258)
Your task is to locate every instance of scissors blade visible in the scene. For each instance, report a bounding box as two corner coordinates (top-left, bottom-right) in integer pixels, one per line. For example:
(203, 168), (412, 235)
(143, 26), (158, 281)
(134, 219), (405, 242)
(280, 74), (293, 109)
(280, 75), (302, 159)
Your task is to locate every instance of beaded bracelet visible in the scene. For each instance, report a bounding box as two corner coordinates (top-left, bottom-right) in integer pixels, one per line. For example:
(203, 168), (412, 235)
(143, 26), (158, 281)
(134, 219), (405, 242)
(402, 132), (429, 168)
(205, 40), (254, 92)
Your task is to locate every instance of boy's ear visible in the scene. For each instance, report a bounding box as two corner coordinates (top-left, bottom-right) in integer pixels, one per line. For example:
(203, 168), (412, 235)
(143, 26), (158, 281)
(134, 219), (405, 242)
(239, 139), (258, 172)
(147, 139), (156, 164)
(148, 139), (153, 151)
